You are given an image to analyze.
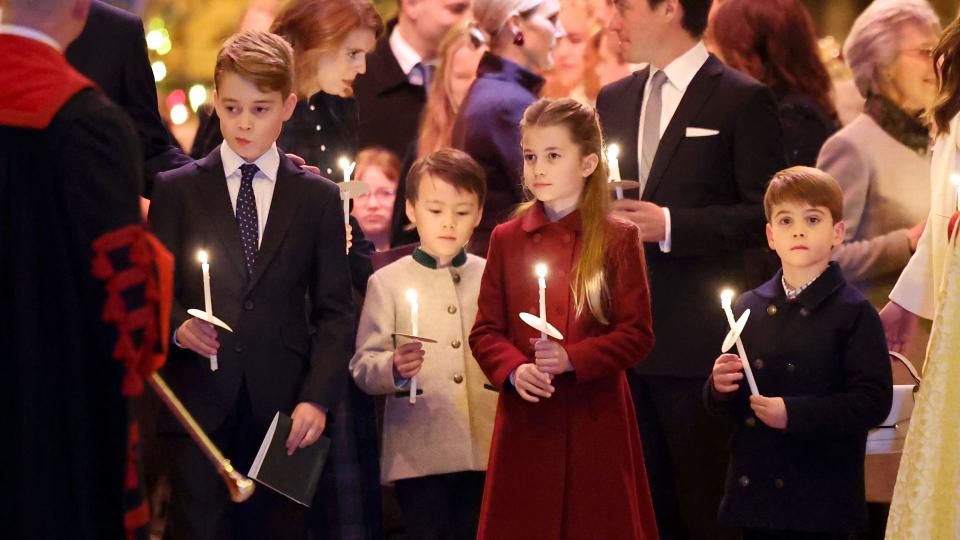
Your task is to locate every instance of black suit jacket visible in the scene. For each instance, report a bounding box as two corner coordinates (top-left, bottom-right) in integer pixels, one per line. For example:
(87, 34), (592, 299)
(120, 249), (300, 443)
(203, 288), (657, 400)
(352, 24), (426, 158)
(597, 54), (786, 378)
(67, 0), (190, 196)
(148, 150), (355, 432)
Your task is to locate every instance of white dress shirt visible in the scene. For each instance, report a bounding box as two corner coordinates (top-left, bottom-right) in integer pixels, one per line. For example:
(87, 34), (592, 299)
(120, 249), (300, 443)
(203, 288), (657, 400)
(220, 142), (280, 248)
(0, 23), (62, 51)
(389, 26), (423, 77)
(637, 41), (710, 253)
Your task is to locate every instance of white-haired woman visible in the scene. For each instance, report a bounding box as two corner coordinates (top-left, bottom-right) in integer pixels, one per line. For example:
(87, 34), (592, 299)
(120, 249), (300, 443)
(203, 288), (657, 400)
(816, 0), (940, 317)
(450, 0), (564, 254)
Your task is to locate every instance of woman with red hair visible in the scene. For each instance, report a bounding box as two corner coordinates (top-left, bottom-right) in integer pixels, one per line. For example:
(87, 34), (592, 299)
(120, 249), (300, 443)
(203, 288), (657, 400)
(708, 0), (839, 167)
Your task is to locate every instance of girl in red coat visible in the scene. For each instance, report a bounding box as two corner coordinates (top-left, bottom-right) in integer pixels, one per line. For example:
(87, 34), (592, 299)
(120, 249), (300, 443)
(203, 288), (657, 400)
(470, 97), (659, 540)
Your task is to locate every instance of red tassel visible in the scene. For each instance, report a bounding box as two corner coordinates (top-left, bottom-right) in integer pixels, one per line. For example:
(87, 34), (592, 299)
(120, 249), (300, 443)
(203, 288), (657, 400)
(130, 235), (150, 265)
(92, 250), (113, 279)
(113, 331), (136, 361)
(121, 371), (143, 397)
(949, 211), (959, 242)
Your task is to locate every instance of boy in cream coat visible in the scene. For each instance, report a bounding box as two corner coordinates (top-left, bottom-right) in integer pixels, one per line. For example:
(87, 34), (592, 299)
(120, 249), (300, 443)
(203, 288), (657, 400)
(350, 148), (496, 540)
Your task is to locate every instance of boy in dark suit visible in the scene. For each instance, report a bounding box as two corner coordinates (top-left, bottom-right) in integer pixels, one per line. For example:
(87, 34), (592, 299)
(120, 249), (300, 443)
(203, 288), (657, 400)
(705, 167), (893, 539)
(148, 30), (354, 539)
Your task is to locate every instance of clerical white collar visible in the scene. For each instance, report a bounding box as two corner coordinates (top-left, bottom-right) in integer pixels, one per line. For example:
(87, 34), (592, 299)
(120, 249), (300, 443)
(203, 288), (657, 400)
(0, 23), (62, 52)
(219, 142), (280, 182)
(389, 25), (424, 76)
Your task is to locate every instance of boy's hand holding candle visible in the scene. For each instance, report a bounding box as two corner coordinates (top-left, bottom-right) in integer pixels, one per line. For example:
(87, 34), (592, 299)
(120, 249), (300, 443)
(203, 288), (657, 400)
(393, 341), (425, 380)
(711, 353), (744, 394)
(749, 396), (787, 429)
(176, 318), (220, 357)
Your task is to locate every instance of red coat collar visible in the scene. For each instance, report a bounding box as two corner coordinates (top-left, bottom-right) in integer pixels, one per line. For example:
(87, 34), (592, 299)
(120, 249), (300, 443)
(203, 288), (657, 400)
(0, 35), (94, 129)
(520, 201), (583, 233)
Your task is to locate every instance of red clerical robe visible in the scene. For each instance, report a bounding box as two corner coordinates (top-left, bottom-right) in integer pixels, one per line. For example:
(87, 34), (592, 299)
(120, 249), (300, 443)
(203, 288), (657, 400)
(470, 202), (659, 540)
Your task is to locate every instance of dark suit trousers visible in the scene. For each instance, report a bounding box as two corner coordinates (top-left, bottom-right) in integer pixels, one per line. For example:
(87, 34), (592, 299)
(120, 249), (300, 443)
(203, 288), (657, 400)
(744, 529), (850, 540)
(394, 471), (485, 540)
(163, 381), (306, 540)
(629, 373), (739, 540)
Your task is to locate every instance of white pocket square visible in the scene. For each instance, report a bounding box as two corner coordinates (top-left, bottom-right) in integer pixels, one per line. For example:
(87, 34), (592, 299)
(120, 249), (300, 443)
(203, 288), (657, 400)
(686, 127), (719, 137)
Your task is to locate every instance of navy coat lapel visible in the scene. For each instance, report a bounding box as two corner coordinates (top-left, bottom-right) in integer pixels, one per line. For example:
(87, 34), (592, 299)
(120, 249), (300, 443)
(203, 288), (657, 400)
(193, 151), (247, 281)
(244, 154), (305, 294)
(642, 55), (725, 200)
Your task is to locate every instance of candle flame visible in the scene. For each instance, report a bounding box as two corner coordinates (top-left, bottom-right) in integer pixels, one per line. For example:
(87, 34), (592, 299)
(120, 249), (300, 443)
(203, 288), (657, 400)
(720, 288), (734, 308)
(607, 144), (620, 160)
(405, 289), (418, 304)
(338, 157), (351, 170)
(952, 172), (960, 188)
(197, 250), (208, 264)
(535, 263), (548, 279)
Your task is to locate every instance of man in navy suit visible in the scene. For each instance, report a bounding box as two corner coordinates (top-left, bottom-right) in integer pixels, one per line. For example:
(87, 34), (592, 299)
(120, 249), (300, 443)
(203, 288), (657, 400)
(149, 31), (354, 539)
(597, 0), (785, 538)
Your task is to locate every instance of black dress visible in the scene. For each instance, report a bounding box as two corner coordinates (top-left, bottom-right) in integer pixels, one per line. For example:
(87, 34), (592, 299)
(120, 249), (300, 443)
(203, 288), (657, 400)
(777, 93), (839, 167)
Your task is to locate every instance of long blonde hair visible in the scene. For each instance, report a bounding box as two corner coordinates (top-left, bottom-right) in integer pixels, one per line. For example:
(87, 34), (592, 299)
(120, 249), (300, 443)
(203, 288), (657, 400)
(418, 22), (486, 158)
(518, 98), (611, 324)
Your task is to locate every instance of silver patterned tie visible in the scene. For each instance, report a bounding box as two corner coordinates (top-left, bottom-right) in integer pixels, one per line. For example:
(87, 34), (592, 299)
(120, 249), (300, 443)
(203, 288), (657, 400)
(640, 70), (668, 195)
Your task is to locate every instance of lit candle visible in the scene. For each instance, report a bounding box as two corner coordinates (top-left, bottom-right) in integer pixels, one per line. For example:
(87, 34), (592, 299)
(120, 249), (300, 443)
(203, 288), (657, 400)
(536, 264), (548, 340)
(720, 289), (758, 396)
(339, 157), (354, 226)
(198, 250), (217, 371)
(406, 289), (419, 404)
(607, 144), (624, 200)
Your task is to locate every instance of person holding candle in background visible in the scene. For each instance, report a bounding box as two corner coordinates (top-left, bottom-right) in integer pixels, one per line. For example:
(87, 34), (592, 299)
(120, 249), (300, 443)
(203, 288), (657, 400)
(350, 148), (497, 540)
(705, 166), (892, 539)
(470, 97), (657, 539)
(148, 31), (354, 539)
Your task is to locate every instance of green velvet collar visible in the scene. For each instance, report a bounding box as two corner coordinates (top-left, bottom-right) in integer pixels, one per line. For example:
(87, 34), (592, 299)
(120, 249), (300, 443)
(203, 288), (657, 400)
(412, 247), (467, 269)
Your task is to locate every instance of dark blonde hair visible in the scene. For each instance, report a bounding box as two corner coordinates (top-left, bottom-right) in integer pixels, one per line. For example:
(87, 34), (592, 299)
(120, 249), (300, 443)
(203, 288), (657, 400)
(271, 0), (384, 98)
(215, 30), (296, 97)
(764, 166), (844, 223)
(519, 98), (611, 324)
(407, 148), (487, 206)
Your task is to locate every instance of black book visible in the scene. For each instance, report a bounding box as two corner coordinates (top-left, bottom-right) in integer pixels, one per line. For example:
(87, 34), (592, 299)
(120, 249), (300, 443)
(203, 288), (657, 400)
(248, 412), (331, 507)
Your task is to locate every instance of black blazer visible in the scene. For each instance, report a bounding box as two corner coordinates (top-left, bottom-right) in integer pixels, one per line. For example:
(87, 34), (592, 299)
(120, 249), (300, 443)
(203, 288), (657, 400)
(148, 150), (355, 433)
(596, 55), (786, 378)
(704, 263), (892, 533)
(352, 25), (426, 159)
(66, 0), (190, 196)
(452, 52), (544, 243)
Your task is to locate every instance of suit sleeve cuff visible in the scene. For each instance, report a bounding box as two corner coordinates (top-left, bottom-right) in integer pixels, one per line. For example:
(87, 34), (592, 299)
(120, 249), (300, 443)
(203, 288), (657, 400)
(659, 207), (672, 253)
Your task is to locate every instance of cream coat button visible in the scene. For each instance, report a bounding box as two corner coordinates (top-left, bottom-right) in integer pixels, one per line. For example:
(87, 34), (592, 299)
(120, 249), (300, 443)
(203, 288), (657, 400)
(453, 373), (464, 384)
(448, 305), (457, 314)
(451, 339), (462, 349)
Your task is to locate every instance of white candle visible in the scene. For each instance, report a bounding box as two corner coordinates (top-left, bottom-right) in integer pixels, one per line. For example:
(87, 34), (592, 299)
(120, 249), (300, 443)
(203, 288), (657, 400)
(951, 173), (960, 210)
(339, 157), (354, 226)
(607, 144), (624, 200)
(198, 250), (217, 371)
(406, 289), (419, 404)
(720, 289), (758, 396)
(536, 264), (548, 340)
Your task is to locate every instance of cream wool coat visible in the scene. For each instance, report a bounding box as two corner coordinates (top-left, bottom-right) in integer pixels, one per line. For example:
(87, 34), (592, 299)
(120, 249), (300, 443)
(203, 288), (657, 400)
(350, 252), (497, 484)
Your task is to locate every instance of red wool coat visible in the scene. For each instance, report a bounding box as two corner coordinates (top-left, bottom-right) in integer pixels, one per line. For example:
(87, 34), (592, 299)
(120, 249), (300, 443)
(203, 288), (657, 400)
(470, 203), (659, 540)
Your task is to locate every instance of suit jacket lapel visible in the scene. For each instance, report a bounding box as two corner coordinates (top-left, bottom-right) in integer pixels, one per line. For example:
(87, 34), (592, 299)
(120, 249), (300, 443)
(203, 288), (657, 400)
(194, 151), (247, 281)
(244, 155), (305, 294)
(618, 69), (647, 184)
(642, 55), (724, 200)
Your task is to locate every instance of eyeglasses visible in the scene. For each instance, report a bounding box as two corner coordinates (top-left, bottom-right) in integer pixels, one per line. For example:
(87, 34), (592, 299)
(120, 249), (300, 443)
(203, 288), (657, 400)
(356, 188), (397, 202)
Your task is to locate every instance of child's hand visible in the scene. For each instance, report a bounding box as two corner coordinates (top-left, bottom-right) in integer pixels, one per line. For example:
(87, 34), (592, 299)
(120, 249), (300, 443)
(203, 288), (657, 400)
(531, 338), (572, 374)
(393, 341), (424, 379)
(711, 353), (743, 393)
(286, 402), (327, 455)
(515, 363), (555, 403)
(345, 223), (353, 253)
(750, 396), (788, 430)
(176, 317), (219, 357)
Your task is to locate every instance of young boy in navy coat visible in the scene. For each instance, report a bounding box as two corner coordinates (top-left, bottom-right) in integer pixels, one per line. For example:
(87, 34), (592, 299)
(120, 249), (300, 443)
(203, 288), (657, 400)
(705, 166), (892, 539)
(149, 31), (353, 539)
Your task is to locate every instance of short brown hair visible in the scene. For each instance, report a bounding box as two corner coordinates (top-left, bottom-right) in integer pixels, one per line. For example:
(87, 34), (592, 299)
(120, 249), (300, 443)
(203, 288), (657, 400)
(764, 166), (844, 223)
(406, 148), (487, 206)
(271, 0), (384, 98)
(215, 30), (295, 97)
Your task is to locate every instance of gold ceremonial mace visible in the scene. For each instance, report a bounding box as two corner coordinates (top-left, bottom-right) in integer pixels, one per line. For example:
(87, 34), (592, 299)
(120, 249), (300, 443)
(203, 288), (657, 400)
(148, 373), (255, 502)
